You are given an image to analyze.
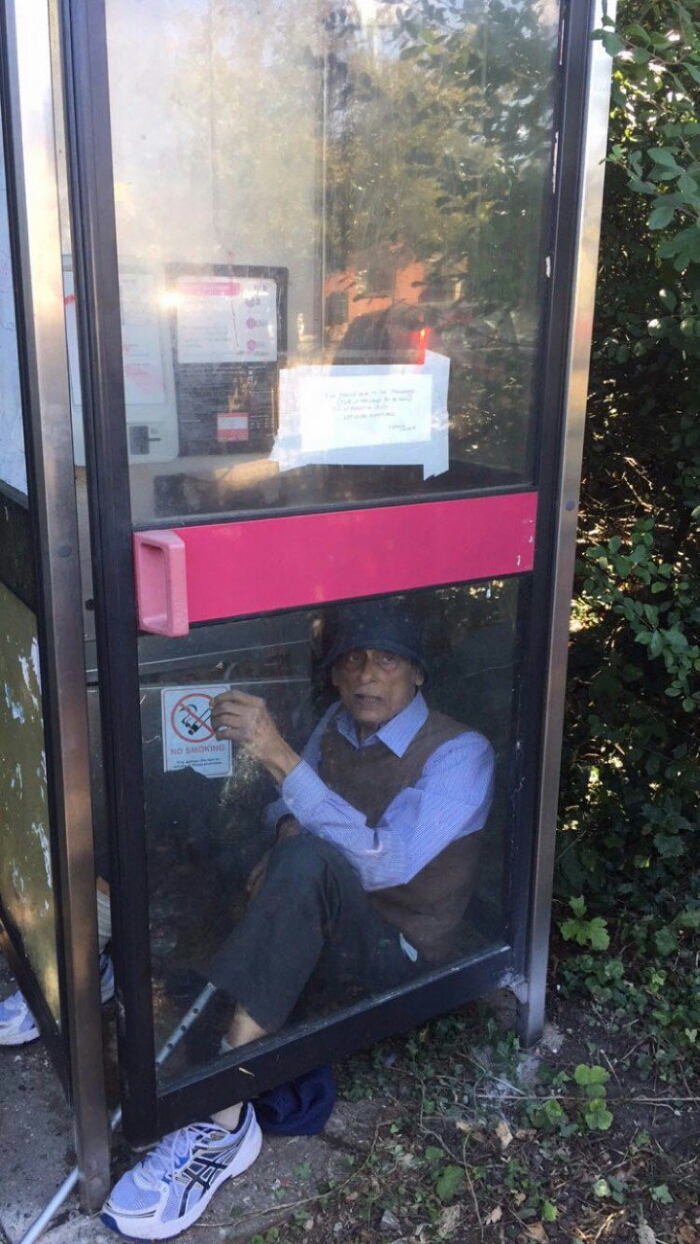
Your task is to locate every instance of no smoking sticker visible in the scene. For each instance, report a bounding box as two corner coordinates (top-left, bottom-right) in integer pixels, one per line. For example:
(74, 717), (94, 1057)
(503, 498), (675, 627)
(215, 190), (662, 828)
(161, 685), (232, 777)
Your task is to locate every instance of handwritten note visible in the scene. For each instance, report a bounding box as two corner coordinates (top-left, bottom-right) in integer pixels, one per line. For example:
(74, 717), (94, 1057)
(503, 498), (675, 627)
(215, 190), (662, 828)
(274, 353), (449, 480)
(299, 374), (432, 452)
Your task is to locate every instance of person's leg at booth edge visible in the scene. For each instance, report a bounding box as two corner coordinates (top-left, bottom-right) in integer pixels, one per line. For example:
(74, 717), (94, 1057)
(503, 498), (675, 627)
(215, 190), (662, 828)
(100, 602), (495, 1242)
(0, 880), (114, 1045)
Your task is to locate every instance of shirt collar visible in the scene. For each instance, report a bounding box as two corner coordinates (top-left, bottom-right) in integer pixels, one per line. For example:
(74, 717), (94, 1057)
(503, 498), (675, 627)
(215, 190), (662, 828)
(334, 690), (428, 757)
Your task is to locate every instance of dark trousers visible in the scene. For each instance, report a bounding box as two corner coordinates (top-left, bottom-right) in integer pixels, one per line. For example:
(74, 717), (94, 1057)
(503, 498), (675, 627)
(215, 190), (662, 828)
(208, 835), (421, 1032)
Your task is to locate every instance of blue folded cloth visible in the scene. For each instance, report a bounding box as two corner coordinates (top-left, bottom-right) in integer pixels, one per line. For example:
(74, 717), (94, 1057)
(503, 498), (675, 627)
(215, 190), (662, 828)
(254, 1065), (335, 1135)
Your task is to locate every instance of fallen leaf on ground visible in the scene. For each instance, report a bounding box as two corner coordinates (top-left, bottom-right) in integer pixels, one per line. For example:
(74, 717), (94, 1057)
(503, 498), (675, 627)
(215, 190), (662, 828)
(438, 1204), (463, 1238)
(380, 1208), (401, 1231)
(637, 1215), (655, 1244)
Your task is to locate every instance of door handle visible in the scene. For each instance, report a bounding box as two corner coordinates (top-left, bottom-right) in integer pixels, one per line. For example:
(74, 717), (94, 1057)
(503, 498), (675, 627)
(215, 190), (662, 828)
(133, 530), (189, 637)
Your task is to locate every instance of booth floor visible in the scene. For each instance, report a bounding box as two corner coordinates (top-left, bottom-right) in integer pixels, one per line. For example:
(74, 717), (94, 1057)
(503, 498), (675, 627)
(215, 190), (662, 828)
(0, 954), (381, 1244)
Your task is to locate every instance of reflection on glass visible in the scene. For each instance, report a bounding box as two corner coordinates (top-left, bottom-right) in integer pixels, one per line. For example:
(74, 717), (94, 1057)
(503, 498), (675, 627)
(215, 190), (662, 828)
(0, 584), (59, 1021)
(0, 121), (28, 497)
(104, 0), (558, 521)
(140, 583), (519, 1080)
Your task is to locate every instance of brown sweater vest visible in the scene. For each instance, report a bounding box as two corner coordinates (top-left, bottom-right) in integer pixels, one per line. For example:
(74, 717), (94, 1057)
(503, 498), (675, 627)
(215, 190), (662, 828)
(320, 709), (484, 963)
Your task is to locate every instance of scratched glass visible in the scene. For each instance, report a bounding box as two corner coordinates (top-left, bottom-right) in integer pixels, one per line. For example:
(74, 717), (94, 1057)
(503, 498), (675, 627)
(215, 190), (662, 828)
(103, 0), (559, 524)
(136, 580), (522, 1083)
(0, 123), (27, 497)
(0, 117), (59, 1023)
(0, 583), (60, 1023)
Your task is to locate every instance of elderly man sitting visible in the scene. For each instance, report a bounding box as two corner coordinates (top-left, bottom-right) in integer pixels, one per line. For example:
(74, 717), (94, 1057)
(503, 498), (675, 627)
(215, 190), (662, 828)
(101, 598), (495, 1241)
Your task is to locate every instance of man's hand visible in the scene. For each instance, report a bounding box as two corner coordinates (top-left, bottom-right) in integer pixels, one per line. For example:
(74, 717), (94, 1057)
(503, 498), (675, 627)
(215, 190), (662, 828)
(211, 689), (300, 784)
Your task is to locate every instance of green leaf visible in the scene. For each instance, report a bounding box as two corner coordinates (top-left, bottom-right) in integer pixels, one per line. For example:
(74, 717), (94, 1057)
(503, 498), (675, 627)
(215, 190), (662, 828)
(649, 202), (676, 230)
(588, 918), (611, 951)
(654, 832), (685, 859)
(560, 918), (586, 945)
(541, 1200), (558, 1222)
(624, 23), (650, 43)
(651, 1184), (674, 1204)
(655, 926), (678, 955)
(648, 148), (683, 169)
(649, 631), (663, 658)
(435, 1164), (465, 1203)
(574, 1064), (610, 1088)
(583, 1100), (614, 1130)
(424, 1145), (444, 1164)
(601, 30), (625, 57)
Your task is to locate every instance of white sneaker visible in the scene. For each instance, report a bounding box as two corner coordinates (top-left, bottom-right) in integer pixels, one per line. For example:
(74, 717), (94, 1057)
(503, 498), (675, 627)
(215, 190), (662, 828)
(0, 990), (39, 1045)
(0, 953), (114, 1047)
(101, 1103), (262, 1240)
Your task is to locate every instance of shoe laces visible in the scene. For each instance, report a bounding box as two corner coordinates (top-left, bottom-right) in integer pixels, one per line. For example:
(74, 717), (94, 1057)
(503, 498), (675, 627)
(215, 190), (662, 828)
(140, 1124), (223, 1185)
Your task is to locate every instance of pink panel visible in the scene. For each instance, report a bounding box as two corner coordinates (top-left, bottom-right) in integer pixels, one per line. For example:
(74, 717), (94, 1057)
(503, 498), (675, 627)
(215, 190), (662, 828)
(161, 493), (537, 626)
(133, 530), (190, 637)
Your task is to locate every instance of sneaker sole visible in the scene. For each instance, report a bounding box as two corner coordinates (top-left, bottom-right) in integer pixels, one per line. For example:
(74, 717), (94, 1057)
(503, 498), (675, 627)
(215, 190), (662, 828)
(100, 1113), (263, 1241)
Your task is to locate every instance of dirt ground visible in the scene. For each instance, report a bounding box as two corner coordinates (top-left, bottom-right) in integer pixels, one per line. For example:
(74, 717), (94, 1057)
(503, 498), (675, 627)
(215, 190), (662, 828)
(2, 940), (698, 1244)
(263, 990), (700, 1244)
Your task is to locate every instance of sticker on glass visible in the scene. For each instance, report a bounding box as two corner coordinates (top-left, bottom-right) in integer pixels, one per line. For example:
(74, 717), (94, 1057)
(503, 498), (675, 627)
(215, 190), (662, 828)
(161, 685), (231, 777)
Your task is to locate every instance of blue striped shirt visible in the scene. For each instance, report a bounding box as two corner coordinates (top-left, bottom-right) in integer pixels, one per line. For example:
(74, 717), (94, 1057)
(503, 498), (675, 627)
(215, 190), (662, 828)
(265, 692), (494, 892)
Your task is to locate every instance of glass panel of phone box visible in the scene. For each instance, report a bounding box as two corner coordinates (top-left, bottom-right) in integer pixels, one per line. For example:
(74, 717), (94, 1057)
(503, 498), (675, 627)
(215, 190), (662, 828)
(137, 580), (521, 1081)
(104, 0), (558, 523)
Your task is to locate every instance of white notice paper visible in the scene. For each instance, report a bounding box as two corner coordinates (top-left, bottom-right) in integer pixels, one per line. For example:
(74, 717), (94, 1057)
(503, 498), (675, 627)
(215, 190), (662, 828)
(64, 270), (168, 408)
(176, 278), (278, 364)
(120, 273), (168, 405)
(161, 685), (231, 778)
(273, 351), (450, 480)
(299, 374), (432, 452)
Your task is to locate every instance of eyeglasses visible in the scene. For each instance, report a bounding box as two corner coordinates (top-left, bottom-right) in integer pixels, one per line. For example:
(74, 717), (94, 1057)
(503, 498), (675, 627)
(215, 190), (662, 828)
(337, 649), (403, 672)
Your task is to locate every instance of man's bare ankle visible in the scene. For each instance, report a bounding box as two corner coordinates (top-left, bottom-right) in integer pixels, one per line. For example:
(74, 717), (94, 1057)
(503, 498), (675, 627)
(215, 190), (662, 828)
(211, 1102), (243, 1131)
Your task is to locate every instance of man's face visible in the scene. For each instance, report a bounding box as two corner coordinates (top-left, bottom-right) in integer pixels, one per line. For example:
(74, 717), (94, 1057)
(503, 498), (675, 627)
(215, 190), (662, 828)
(332, 648), (424, 740)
